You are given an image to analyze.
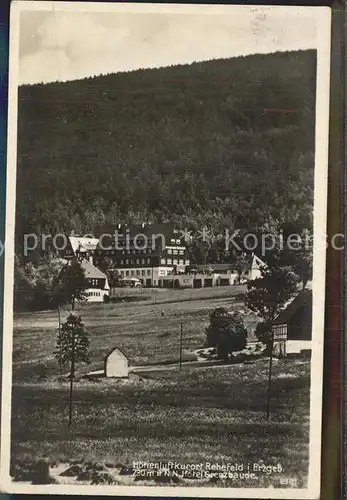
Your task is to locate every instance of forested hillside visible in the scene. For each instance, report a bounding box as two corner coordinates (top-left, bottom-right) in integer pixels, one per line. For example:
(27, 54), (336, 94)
(16, 49), (316, 255)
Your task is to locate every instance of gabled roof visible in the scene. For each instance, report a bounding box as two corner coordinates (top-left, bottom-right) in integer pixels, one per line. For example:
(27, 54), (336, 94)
(80, 259), (107, 280)
(251, 254), (266, 269)
(69, 236), (99, 253)
(273, 289), (312, 325)
(95, 223), (184, 250)
(105, 347), (128, 361)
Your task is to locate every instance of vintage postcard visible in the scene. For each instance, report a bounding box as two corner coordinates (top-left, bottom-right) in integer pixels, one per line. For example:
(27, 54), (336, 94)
(1, 2), (331, 498)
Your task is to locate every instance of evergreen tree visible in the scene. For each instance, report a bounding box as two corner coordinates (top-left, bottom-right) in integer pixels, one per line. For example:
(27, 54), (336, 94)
(54, 259), (87, 310)
(54, 313), (89, 426)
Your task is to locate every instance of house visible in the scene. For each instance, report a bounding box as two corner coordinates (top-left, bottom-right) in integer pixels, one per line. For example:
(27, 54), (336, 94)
(196, 263), (238, 285)
(93, 223), (191, 287)
(64, 235), (99, 263)
(272, 288), (312, 357)
(80, 259), (110, 302)
(104, 348), (129, 378)
(159, 272), (218, 289)
(247, 254), (266, 281)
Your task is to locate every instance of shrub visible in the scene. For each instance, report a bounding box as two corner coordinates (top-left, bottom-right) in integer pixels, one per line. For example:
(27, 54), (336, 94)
(103, 294), (110, 304)
(205, 307), (247, 361)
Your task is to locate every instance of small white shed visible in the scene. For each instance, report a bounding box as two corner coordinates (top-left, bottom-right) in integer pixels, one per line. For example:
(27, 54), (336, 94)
(104, 348), (129, 378)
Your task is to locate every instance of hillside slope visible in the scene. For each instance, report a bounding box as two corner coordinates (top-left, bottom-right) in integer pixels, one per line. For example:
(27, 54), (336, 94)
(16, 50), (316, 250)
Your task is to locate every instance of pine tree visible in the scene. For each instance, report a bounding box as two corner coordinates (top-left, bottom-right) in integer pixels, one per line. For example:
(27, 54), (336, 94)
(54, 313), (89, 426)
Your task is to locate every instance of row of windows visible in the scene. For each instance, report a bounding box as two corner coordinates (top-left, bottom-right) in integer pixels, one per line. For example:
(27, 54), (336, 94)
(94, 258), (152, 266)
(119, 269), (152, 277)
(88, 279), (101, 286)
(87, 291), (101, 297)
(77, 247), (185, 257)
(167, 249), (185, 255)
(160, 258), (189, 266)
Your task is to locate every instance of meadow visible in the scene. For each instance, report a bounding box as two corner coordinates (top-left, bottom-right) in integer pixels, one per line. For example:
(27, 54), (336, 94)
(12, 285), (251, 380)
(10, 285), (311, 488)
(11, 359), (310, 488)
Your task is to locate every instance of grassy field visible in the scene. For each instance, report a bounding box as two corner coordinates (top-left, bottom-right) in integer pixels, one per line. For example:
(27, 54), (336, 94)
(11, 359), (310, 488)
(13, 285), (253, 381)
(10, 286), (311, 488)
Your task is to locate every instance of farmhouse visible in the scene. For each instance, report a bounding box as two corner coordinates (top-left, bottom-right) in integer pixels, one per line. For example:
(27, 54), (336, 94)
(248, 254), (266, 281)
(105, 348), (129, 378)
(64, 235), (100, 262)
(272, 288), (312, 357)
(80, 260), (110, 303)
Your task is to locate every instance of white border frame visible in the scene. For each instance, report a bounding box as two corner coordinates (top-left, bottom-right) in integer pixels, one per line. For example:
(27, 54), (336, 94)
(0, 2), (331, 498)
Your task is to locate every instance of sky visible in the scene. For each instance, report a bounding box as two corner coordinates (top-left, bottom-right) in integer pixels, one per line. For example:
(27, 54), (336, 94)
(17, 5), (318, 85)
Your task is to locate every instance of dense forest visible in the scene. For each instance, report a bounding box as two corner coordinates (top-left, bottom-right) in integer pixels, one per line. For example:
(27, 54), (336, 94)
(16, 49), (316, 260)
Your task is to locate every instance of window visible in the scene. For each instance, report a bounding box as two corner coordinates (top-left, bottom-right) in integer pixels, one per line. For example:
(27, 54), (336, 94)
(136, 270), (140, 276)
(120, 259), (124, 265)
(167, 248), (172, 254)
(179, 259), (184, 265)
(147, 270), (151, 276)
(173, 259), (178, 265)
(167, 259), (172, 265)
(161, 258), (166, 265)
(173, 249), (178, 255)
(153, 280), (157, 285)
(179, 250), (184, 255)
(126, 271), (130, 276)
(160, 269), (166, 276)
(125, 259), (129, 265)
(136, 258), (140, 264)
(141, 270), (146, 276)
(176, 239), (180, 244)
(131, 270), (135, 276)
(141, 258), (145, 264)
(120, 270), (124, 276)
(147, 258), (151, 264)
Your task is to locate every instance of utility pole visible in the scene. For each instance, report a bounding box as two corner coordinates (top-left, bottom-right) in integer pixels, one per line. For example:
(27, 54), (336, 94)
(179, 322), (183, 371)
(58, 305), (62, 381)
(266, 330), (275, 420)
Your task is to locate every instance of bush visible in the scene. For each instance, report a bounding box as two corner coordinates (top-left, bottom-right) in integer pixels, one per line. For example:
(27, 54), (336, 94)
(103, 294), (110, 304)
(205, 307), (247, 361)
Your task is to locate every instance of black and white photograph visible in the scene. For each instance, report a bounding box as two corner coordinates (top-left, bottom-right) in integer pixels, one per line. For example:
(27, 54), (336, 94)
(1, 2), (331, 497)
